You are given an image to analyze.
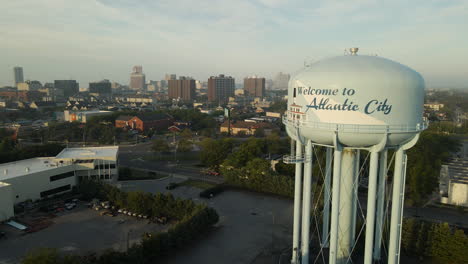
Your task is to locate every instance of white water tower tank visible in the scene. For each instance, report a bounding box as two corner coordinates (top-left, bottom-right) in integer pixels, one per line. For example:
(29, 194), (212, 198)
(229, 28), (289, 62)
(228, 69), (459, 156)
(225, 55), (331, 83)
(285, 50), (426, 147)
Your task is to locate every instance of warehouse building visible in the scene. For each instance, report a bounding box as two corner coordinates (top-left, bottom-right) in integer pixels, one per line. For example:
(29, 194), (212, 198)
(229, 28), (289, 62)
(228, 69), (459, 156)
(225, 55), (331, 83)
(0, 146), (118, 221)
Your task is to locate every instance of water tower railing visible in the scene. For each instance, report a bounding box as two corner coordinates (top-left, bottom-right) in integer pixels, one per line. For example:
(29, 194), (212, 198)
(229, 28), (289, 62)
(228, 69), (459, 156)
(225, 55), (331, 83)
(283, 113), (428, 133)
(282, 154), (312, 164)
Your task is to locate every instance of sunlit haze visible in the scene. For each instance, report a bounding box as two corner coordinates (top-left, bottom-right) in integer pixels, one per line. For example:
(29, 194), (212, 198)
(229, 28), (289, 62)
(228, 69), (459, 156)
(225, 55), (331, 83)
(1, 0), (467, 88)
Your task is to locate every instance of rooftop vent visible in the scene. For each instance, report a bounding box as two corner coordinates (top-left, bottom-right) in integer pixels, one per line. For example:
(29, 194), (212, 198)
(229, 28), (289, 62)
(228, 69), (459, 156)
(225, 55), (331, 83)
(350, 47), (359, 55)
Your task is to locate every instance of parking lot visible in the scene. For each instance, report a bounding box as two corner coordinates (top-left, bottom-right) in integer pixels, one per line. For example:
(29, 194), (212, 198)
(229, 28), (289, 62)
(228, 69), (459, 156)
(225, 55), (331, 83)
(0, 202), (166, 264)
(119, 178), (295, 264)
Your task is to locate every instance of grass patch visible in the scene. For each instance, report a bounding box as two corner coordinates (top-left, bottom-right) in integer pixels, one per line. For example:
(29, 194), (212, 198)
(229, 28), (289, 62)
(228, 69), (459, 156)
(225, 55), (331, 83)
(179, 179), (216, 190)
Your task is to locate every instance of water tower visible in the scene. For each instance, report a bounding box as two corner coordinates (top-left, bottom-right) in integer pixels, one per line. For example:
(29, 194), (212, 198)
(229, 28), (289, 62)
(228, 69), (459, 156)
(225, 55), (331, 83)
(284, 48), (426, 264)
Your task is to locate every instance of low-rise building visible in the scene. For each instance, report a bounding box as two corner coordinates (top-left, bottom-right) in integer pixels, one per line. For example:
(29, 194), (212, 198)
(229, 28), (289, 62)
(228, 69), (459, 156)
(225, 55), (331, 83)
(424, 103), (445, 111)
(64, 110), (113, 123)
(115, 113), (173, 132)
(440, 158), (468, 207)
(440, 141), (468, 207)
(0, 146), (118, 221)
(30, 101), (57, 111)
(220, 120), (278, 136)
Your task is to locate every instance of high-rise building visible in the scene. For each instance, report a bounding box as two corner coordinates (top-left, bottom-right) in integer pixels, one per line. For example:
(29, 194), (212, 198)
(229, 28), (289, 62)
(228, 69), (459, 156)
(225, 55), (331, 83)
(168, 77), (196, 101)
(272, 72), (290, 90)
(208, 74), (235, 104)
(244, 76), (266, 98)
(13, 67), (24, 85)
(130, 66), (146, 91)
(54, 80), (79, 97)
(89, 80), (112, 96)
(165, 74), (177, 81)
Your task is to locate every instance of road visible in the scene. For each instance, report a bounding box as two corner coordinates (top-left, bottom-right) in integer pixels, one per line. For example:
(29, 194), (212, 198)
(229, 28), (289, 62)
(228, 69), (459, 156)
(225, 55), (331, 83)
(118, 143), (468, 228)
(118, 142), (223, 183)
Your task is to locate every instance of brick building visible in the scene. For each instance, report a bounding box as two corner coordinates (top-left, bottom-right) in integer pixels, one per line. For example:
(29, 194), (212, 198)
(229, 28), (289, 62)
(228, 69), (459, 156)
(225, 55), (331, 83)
(244, 77), (265, 98)
(208, 74), (235, 104)
(115, 113), (173, 132)
(168, 77), (196, 101)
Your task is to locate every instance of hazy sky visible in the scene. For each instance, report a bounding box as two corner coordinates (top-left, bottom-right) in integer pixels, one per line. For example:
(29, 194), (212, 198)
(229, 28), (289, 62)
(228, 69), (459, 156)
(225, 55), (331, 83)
(1, 0), (467, 88)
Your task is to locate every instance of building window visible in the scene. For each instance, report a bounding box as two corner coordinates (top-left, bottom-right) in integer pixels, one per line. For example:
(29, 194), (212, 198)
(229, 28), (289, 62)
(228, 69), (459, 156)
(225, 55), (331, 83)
(94, 163), (116, 170)
(40, 184), (71, 198)
(50, 171), (75, 182)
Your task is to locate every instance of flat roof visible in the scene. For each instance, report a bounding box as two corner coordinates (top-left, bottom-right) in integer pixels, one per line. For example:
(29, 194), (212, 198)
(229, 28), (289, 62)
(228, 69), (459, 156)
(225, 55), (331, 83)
(0, 157), (67, 181)
(55, 146), (118, 159)
(0, 146), (119, 181)
(0, 182), (11, 187)
(67, 110), (112, 114)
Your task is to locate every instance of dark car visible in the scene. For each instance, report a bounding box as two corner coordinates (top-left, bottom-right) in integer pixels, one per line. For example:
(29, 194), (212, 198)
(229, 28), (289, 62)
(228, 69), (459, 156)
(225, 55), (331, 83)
(166, 183), (178, 190)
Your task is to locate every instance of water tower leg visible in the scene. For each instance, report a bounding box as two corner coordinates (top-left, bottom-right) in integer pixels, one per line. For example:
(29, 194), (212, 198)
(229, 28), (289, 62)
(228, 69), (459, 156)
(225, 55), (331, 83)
(337, 149), (357, 264)
(388, 148), (405, 264)
(329, 147), (342, 264)
(364, 151), (379, 264)
(291, 140), (303, 264)
(350, 150), (360, 243)
(322, 147), (333, 248)
(301, 140), (313, 264)
(373, 150), (387, 261)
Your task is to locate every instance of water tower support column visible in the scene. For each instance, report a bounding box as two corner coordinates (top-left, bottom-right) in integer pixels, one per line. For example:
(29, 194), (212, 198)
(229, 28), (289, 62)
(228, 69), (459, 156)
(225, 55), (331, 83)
(388, 134), (418, 264)
(337, 149), (357, 263)
(363, 151), (380, 264)
(301, 140), (313, 264)
(373, 150), (388, 261)
(351, 150), (360, 242)
(291, 140), (303, 264)
(388, 148), (405, 264)
(321, 147), (333, 248)
(329, 137), (342, 264)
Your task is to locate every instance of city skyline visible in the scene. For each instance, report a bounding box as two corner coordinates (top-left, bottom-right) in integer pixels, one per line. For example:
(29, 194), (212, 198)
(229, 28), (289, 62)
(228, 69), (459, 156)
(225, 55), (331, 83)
(0, 0), (467, 88)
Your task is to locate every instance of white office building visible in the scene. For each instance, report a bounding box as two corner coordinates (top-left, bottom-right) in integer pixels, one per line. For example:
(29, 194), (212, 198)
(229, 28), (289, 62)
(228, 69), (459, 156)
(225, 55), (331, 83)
(440, 141), (468, 207)
(0, 146), (119, 221)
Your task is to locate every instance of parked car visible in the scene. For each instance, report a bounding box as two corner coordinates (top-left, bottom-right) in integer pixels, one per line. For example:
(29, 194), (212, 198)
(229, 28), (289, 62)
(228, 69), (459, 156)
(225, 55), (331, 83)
(0, 232), (6, 239)
(65, 203), (76, 210)
(166, 183), (178, 190)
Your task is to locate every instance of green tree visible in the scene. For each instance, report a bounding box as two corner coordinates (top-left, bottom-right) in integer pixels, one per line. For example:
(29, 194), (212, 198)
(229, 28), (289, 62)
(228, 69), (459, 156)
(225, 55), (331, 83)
(22, 248), (60, 264)
(177, 139), (192, 152)
(406, 131), (459, 205)
(224, 137), (265, 167)
(152, 139), (170, 153)
(180, 129), (192, 139)
(199, 138), (234, 168)
(254, 128), (265, 137)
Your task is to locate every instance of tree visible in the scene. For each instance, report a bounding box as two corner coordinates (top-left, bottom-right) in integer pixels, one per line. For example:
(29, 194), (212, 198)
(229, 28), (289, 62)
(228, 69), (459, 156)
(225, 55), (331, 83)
(180, 129), (192, 139)
(21, 248), (81, 264)
(199, 138), (234, 168)
(406, 131), (459, 205)
(254, 128), (265, 137)
(224, 137), (265, 167)
(177, 139), (192, 152)
(152, 139), (170, 153)
(22, 248), (60, 264)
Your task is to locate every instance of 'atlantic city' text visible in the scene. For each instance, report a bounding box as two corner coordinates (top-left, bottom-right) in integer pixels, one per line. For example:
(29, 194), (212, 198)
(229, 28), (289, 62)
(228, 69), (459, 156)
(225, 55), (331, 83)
(297, 87), (392, 115)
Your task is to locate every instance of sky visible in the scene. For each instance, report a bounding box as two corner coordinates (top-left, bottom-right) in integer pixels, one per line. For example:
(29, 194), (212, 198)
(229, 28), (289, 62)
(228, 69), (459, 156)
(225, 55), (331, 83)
(0, 0), (467, 88)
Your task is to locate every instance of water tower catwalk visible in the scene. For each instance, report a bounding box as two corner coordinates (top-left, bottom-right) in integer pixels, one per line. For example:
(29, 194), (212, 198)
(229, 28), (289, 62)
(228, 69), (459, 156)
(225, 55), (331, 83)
(283, 48), (426, 264)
